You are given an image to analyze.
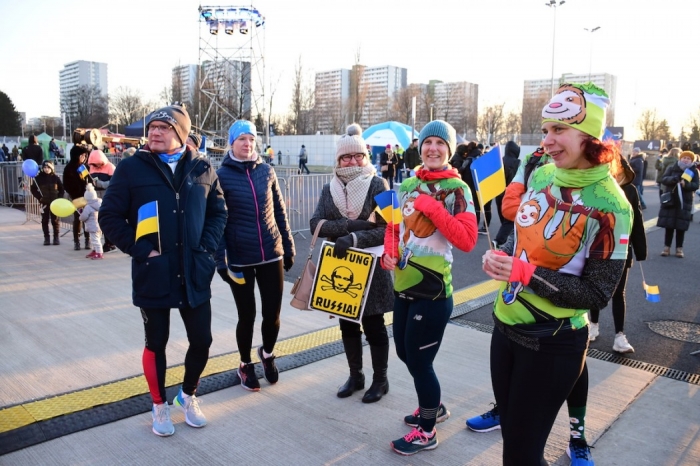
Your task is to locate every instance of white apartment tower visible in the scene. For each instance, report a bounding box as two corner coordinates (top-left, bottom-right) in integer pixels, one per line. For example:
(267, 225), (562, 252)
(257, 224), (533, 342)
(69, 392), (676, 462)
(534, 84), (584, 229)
(432, 81), (479, 137)
(357, 65), (407, 128)
(172, 64), (199, 108)
(314, 69), (351, 134)
(59, 61), (108, 113)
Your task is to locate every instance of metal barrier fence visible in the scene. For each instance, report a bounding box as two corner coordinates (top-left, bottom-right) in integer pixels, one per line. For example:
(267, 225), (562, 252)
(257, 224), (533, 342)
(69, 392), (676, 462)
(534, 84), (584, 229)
(281, 173), (333, 237)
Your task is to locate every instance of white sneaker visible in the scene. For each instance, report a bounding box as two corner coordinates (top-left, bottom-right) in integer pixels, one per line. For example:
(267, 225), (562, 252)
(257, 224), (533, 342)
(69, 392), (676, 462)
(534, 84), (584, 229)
(173, 388), (207, 428)
(613, 332), (635, 353)
(151, 403), (175, 437)
(589, 323), (599, 341)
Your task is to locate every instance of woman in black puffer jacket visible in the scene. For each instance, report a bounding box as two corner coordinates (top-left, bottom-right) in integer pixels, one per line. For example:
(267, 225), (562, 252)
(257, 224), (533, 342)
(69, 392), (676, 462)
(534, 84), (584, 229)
(657, 150), (699, 258)
(215, 120), (295, 392)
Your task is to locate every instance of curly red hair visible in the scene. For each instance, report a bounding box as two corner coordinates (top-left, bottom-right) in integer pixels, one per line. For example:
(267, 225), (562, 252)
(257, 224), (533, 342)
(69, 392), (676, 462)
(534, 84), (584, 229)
(581, 137), (621, 178)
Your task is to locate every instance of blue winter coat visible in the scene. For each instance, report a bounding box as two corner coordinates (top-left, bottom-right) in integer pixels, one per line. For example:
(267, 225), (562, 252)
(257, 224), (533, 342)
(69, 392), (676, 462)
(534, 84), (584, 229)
(215, 154), (294, 268)
(98, 148), (227, 309)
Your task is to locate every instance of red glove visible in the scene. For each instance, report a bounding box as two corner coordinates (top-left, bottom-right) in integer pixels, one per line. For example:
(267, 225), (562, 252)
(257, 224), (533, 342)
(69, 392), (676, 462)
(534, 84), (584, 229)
(413, 194), (478, 252)
(509, 258), (536, 286)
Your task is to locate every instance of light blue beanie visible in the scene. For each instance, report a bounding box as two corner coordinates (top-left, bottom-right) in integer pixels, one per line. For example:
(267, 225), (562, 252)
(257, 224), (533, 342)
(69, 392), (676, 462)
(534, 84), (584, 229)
(418, 120), (457, 157)
(228, 120), (257, 145)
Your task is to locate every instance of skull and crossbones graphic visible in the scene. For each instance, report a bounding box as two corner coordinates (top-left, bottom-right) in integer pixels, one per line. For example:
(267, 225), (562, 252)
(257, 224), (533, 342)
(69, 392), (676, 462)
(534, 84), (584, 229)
(320, 266), (363, 298)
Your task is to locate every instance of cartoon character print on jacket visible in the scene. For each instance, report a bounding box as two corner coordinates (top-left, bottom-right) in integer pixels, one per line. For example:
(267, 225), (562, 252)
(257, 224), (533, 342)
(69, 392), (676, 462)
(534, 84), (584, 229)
(504, 185), (617, 305)
(541, 84), (587, 125)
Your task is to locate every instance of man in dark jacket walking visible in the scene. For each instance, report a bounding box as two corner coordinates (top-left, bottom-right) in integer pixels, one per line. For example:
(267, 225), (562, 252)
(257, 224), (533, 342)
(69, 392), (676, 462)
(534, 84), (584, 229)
(24, 135), (44, 165)
(99, 104), (227, 438)
(629, 147), (647, 210)
(403, 138), (420, 173)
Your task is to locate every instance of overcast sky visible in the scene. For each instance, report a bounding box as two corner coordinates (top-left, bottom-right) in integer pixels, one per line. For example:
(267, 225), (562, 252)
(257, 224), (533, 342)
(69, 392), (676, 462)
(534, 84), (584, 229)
(2, 0), (698, 139)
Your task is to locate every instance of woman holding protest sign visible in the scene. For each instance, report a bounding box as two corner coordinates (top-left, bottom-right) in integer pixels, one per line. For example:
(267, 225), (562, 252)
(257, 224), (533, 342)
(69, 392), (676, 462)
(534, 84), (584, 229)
(381, 120), (479, 456)
(481, 83), (631, 465)
(309, 124), (394, 403)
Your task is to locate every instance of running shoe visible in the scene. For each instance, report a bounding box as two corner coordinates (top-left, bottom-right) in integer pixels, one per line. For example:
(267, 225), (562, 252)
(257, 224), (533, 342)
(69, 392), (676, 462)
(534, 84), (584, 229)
(567, 438), (595, 465)
(238, 362), (261, 391)
(151, 403), (175, 437)
(466, 403), (501, 432)
(404, 403), (450, 427)
(257, 346), (279, 384)
(391, 427), (438, 456)
(173, 388), (207, 428)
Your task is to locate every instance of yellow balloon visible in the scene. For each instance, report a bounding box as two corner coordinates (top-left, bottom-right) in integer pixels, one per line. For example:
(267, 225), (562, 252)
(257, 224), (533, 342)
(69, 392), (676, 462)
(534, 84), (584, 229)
(72, 197), (87, 209)
(50, 198), (77, 217)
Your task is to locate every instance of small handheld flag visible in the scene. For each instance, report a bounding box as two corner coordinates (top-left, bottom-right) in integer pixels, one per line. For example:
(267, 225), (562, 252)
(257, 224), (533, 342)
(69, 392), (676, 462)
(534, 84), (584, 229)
(471, 145), (506, 204)
(230, 270), (246, 285)
(77, 165), (89, 180)
(643, 282), (660, 302)
(682, 168), (695, 182)
(135, 201), (159, 241)
(639, 263), (659, 303)
(374, 191), (402, 225)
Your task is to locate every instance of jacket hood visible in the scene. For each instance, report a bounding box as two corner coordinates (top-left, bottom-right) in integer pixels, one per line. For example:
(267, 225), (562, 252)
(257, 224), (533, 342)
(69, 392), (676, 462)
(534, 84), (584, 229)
(88, 150), (115, 176)
(68, 145), (89, 166)
(505, 141), (520, 159)
(618, 155), (635, 187)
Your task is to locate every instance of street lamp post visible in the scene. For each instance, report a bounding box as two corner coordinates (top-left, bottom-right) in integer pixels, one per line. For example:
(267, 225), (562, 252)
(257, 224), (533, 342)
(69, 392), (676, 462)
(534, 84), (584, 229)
(430, 104), (434, 122)
(584, 26), (601, 81)
(545, 0), (566, 97)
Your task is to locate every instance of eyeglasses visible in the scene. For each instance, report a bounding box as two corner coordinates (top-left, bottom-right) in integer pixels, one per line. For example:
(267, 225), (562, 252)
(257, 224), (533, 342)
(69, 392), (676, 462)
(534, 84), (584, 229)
(340, 153), (365, 162)
(148, 124), (173, 134)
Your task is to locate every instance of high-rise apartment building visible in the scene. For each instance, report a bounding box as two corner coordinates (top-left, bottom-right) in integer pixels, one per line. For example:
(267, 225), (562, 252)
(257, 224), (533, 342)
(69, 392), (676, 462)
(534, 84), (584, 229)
(314, 69), (350, 134)
(431, 81), (479, 138)
(59, 61), (108, 114)
(172, 64), (199, 108)
(357, 65), (407, 129)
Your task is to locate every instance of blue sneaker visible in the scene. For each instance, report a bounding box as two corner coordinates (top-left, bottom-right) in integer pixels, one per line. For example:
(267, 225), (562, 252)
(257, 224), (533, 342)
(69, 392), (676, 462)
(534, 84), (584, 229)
(567, 438), (594, 465)
(391, 427), (438, 456)
(466, 403), (500, 432)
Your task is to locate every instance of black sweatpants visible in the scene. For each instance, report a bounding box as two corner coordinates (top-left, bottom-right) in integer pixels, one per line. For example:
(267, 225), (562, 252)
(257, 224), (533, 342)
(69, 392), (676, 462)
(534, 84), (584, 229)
(141, 301), (213, 404)
(490, 320), (588, 466)
(41, 205), (59, 236)
(228, 260), (284, 363)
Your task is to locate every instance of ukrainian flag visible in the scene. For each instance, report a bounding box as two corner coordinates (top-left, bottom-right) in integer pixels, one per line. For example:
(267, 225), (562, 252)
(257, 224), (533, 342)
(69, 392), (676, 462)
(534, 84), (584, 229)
(231, 271), (246, 285)
(374, 190), (402, 225)
(644, 282), (660, 303)
(682, 168), (695, 182)
(135, 201), (159, 241)
(471, 145), (506, 203)
(77, 165), (89, 179)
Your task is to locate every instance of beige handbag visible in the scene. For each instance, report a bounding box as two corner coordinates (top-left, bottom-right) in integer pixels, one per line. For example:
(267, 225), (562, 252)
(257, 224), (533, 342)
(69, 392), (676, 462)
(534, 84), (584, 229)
(290, 219), (326, 310)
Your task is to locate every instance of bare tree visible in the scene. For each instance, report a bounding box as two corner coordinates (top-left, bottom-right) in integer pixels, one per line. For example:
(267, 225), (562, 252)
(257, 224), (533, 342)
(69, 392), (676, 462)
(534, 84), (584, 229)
(636, 109), (672, 140)
(62, 84), (109, 129)
(504, 111), (522, 144)
(287, 56), (316, 135)
(685, 107), (700, 144)
(478, 104), (505, 144)
(348, 49), (368, 124)
(110, 87), (146, 128)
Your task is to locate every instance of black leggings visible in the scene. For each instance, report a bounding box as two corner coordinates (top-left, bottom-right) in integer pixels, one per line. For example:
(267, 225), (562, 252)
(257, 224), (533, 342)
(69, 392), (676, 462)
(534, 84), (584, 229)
(590, 266), (629, 333)
(72, 211), (89, 244)
(665, 228), (685, 248)
(490, 321), (588, 466)
(41, 206), (59, 236)
(228, 260), (284, 363)
(339, 313), (388, 347)
(141, 301), (213, 404)
(393, 295), (452, 432)
(476, 197), (492, 227)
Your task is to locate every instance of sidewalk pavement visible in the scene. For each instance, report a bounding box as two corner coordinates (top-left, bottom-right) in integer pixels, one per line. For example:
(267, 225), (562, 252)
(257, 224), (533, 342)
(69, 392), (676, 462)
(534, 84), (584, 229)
(1, 205), (699, 465)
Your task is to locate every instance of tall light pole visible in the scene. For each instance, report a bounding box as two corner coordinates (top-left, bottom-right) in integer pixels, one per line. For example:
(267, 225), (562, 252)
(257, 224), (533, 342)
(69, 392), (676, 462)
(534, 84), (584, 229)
(584, 26), (601, 81)
(546, 0), (566, 97)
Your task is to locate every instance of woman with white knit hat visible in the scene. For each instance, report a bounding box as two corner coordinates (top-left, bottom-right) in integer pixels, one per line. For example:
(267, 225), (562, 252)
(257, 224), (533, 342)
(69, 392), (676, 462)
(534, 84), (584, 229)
(310, 124), (394, 403)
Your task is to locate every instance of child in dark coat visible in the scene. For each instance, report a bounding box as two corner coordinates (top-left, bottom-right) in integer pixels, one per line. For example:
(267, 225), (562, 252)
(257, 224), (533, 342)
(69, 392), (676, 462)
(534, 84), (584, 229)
(30, 160), (65, 245)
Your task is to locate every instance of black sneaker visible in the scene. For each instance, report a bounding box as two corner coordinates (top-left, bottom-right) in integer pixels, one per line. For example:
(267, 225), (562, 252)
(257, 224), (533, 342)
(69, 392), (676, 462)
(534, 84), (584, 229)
(478, 227), (488, 235)
(404, 403), (450, 427)
(104, 244), (118, 253)
(237, 362), (260, 391)
(74, 242), (81, 251)
(257, 346), (279, 384)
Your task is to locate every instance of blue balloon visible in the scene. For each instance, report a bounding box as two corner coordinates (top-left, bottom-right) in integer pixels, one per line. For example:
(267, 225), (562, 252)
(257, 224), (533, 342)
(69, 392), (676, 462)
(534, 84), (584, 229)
(22, 159), (39, 178)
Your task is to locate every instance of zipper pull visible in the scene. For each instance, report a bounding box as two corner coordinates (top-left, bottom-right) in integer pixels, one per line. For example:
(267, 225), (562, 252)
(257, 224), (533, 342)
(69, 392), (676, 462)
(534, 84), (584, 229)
(176, 193), (180, 200)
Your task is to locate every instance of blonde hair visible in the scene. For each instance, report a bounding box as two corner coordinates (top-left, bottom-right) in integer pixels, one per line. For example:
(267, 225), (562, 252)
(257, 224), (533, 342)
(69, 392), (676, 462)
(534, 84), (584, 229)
(668, 147), (681, 158)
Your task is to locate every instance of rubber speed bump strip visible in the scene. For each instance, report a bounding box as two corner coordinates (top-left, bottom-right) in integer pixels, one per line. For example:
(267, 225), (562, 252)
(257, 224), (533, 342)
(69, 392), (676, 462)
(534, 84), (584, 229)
(0, 280), (491, 455)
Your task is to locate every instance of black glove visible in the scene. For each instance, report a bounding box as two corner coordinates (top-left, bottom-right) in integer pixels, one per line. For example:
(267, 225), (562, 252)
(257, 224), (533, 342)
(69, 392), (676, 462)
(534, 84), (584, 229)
(283, 255), (294, 271)
(333, 235), (353, 259)
(217, 268), (234, 285)
(347, 219), (375, 232)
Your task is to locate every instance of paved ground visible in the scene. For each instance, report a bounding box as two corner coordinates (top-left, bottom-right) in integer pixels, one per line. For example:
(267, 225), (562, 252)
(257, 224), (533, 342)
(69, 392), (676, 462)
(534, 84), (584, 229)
(1, 192), (699, 465)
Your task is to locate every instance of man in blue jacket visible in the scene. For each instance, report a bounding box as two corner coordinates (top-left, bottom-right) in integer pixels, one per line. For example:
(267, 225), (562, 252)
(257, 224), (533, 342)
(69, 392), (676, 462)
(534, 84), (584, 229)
(99, 104), (227, 438)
